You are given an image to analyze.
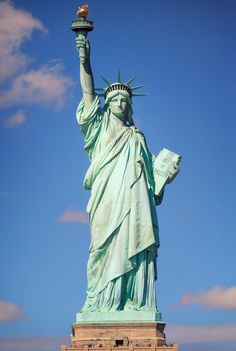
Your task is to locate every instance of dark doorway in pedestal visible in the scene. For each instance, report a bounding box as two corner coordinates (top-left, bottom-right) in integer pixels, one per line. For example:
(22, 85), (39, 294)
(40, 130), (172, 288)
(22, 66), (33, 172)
(115, 340), (124, 346)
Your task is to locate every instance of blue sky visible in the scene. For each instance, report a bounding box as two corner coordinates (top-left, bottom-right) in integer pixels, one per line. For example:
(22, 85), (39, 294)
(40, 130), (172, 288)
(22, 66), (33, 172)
(0, 0), (236, 350)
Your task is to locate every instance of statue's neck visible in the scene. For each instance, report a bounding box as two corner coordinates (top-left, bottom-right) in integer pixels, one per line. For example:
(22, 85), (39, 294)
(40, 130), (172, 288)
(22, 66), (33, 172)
(109, 112), (127, 126)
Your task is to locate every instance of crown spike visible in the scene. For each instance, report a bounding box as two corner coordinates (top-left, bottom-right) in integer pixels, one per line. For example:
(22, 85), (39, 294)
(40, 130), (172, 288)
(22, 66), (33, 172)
(125, 76), (137, 86)
(131, 85), (146, 91)
(117, 69), (121, 83)
(100, 74), (145, 99)
(101, 76), (111, 86)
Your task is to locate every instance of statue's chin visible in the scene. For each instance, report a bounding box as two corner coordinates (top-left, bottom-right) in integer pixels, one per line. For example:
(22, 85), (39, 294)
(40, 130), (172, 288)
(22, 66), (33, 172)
(111, 110), (124, 117)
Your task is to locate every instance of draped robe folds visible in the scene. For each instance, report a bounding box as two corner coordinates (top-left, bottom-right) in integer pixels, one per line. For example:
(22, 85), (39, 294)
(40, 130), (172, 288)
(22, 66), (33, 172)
(77, 96), (160, 312)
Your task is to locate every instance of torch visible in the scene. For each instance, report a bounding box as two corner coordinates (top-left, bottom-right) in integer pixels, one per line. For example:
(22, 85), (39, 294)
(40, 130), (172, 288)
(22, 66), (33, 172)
(71, 5), (94, 64)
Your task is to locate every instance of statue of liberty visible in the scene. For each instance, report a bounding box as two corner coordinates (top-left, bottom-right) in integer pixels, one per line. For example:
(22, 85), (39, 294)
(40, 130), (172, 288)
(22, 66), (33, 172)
(74, 6), (180, 319)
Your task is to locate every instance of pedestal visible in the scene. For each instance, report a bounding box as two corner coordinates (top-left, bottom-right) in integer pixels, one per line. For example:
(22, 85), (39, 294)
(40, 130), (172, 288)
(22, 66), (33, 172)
(61, 321), (178, 351)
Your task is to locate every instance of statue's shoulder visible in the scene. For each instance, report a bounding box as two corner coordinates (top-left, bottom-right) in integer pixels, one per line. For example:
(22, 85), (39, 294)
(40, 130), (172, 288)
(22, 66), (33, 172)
(131, 126), (145, 138)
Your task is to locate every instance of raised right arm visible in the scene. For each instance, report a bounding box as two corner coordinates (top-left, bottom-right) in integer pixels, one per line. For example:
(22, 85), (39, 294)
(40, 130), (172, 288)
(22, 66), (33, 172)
(76, 34), (96, 113)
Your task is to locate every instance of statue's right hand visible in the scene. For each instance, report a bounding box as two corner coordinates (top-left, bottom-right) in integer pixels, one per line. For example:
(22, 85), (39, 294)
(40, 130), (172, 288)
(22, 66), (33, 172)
(76, 34), (90, 63)
(76, 34), (86, 49)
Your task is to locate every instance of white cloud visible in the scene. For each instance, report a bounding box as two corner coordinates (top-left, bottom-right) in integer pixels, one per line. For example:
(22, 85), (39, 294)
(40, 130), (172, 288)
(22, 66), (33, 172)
(58, 208), (88, 224)
(180, 286), (236, 310)
(0, 301), (24, 322)
(166, 324), (236, 344)
(0, 63), (74, 109)
(0, 1), (74, 110)
(0, 0), (46, 83)
(4, 110), (26, 128)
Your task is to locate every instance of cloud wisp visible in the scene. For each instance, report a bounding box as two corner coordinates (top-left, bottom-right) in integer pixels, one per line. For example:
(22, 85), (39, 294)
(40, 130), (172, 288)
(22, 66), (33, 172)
(0, 63), (73, 109)
(166, 324), (236, 344)
(4, 110), (26, 128)
(58, 208), (89, 224)
(0, 0), (46, 83)
(0, 1), (74, 112)
(179, 285), (236, 310)
(0, 301), (24, 322)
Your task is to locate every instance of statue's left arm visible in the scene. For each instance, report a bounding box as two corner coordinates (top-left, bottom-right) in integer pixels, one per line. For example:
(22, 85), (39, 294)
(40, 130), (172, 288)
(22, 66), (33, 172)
(152, 151), (181, 206)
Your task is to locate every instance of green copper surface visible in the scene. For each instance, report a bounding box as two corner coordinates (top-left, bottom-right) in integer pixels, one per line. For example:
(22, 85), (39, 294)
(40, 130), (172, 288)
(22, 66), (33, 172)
(76, 311), (162, 323)
(74, 27), (181, 323)
(76, 95), (160, 314)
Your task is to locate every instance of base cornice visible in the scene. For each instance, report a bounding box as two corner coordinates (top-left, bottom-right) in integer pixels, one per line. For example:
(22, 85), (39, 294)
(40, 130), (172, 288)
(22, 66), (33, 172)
(61, 321), (178, 351)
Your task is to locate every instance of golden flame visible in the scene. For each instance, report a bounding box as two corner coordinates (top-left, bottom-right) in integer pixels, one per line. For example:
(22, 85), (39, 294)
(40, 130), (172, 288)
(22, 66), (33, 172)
(77, 4), (89, 18)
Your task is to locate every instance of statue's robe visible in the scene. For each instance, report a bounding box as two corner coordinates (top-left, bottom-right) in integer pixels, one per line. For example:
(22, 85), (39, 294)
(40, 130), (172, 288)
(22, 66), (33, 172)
(77, 96), (160, 311)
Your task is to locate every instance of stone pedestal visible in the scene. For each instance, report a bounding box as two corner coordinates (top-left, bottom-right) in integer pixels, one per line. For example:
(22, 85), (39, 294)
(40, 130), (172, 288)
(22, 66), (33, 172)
(61, 322), (178, 351)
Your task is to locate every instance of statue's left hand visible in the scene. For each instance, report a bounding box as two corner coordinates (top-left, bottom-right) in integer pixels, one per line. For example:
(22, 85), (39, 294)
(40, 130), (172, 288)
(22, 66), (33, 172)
(166, 163), (180, 184)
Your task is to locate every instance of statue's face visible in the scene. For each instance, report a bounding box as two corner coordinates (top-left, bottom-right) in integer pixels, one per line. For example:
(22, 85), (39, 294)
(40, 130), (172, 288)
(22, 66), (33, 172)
(109, 93), (129, 121)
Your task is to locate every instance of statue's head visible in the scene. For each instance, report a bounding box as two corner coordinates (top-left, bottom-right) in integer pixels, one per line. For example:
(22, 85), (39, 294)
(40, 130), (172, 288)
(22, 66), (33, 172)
(105, 90), (133, 125)
(96, 73), (145, 126)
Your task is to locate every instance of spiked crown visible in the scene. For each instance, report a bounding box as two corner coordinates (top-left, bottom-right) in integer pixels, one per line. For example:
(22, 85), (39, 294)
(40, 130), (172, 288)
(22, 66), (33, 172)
(95, 70), (146, 99)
